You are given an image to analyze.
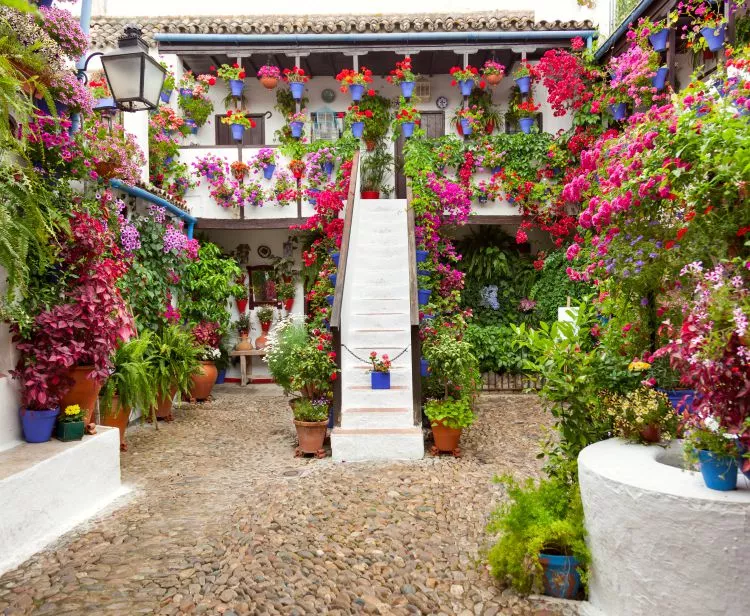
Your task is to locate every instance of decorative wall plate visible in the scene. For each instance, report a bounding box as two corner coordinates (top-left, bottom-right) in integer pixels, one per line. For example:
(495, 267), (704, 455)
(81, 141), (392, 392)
(322, 88), (336, 103)
(436, 95), (449, 109)
(257, 245), (273, 259)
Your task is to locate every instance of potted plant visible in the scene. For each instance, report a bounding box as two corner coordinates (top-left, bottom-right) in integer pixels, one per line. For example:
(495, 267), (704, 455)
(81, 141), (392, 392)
(515, 100), (541, 134)
(454, 105), (485, 136)
(282, 66), (309, 100)
(252, 147), (278, 180)
(637, 356), (696, 415)
(230, 160), (249, 181)
(449, 65), (484, 96)
(235, 273), (248, 313)
(345, 104), (372, 139)
(277, 280), (296, 312)
(392, 104), (421, 139)
(255, 305), (275, 349)
(335, 67), (374, 101)
(190, 321), (221, 401)
(369, 352), (392, 389)
(360, 146), (393, 199)
(55, 404), (85, 442)
(271, 170), (298, 206)
(481, 59), (506, 86)
(632, 15), (676, 52)
(684, 421), (741, 491)
(221, 110), (256, 143)
(291, 398), (329, 458)
(288, 110), (307, 139)
(159, 62), (176, 102)
(215, 62), (246, 97)
(234, 314), (253, 351)
(177, 72), (215, 131)
(604, 387), (678, 444)
(424, 397), (475, 454)
(99, 334), (155, 451)
(257, 64), (281, 90)
(264, 316), (309, 396)
(513, 62), (536, 95)
(387, 56), (419, 98)
(487, 477), (589, 599)
(678, 2), (728, 53)
(356, 90), (392, 150)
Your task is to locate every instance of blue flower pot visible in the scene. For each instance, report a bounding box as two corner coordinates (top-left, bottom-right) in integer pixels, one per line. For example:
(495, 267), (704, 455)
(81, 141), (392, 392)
(400, 81), (416, 98)
(323, 161), (334, 176)
(263, 164), (276, 180)
(349, 83), (364, 101)
(459, 80), (474, 97)
(401, 121), (415, 138)
(701, 25), (726, 53)
(290, 121), (303, 138)
(460, 118), (472, 135)
(160, 89), (172, 104)
(328, 273), (337, 287)
(649, 28), (669, 52)
(308, 189), (320, 205)
(698, 450), (738, 491)
(658, 389), (695, 415)
(652, 67), (668, 91)
(327, 406), (335, 429)
(230, 124), (245, 142)
(95, 97), (116, 111)
(609, 103), (628, 121)
(539, 554), (581, 599)
(420, 358), (429, 377)
(507, 195), (516, 205)
(325, 294), (334, 306)
(515, 76), (531, 94)
(478, 195), (488, 204)
(215, 369), (226, 384)
(417, 269), (430, 277)
(289, 82), (305, 100)
(422, 313), (435, 321)
(20, 408), (59, 444)
(185, 118), (198, 134)
(229, 79), (245, 97)
(351, 121), (364, 138)
(179, 88), (193, 98)
(415, 249), (429, 263)
(737, 443), (750, 480)
(492, 166), (501, 174)
(418, 289), (432, 305)
(331, 252), (340, 267)
(37, 0), (53, 7)
(371, 371), (391, 390)
(164, 156), (173, 166)
(519, 117), (535, 134)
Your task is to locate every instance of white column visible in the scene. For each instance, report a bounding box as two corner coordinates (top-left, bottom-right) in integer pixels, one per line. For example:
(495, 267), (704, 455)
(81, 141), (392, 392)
(123, 111), (149, 184)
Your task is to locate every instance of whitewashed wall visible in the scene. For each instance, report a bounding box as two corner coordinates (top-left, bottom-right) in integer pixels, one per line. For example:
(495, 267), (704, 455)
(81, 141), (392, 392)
(0, 271), (21, 452)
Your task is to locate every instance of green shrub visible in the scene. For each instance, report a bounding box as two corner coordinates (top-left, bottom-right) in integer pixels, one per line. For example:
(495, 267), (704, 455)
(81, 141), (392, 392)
(292, 398), (329, 422)
(424, 396), (476, 429)
(530, 250), (593, 324)
(265, 317), (308, 395)
(464, 324), (529, 373)
(422, 330), (480, 400)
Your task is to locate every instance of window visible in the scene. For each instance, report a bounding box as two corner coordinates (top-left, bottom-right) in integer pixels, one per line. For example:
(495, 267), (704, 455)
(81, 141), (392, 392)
(310, 111), (343, 142)
(247, 266), (278, 308)
(215, 114), (265, 145)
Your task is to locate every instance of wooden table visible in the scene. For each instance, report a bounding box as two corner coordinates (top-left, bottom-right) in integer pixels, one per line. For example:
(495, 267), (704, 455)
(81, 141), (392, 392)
(229, 349), (267, 386)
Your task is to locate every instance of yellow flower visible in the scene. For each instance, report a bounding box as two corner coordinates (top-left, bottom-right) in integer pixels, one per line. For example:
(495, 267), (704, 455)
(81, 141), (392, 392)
(64, 404), (81, 416)
(628, 361), (651, 372)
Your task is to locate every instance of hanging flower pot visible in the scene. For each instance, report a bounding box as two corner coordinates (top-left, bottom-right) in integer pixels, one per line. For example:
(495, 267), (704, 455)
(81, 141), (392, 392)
(290, 121), (304, 138)
(417, 268), (430, 276)
(236, 297), (248, 313)
(361, 191), (380, 199)
(351, 121), (365, 138)
(284, 297), (294, 312)
(159, 89), (172, 103)
(400, 81), (416, 98)
(418, 289), (432, 305)
(371, 371), (391, 389)
(37, 0), (54, 7)
(349, 83), (364, 101)
(260, 76), (278, 90)
(519, 117), (535, 134)
(415, 249), (429, 262)
(608, 103), (628, 121)
(289, 82), (305, 100)
(458, 80), (474, 97)
(308, 188), (320, 205)
(486, 73), (503, 86)
(326, 294), (334, 306)
(229, 79), (245, 97)
(331, 252), (340, 267)
(401, 121), (415, 138)
(698, 450), (738, 491)
(652, 67), (669, 91)
(179, 87), (193, 98)
(230, 124), (245, 142)
(184, 118), (198, 134)
(539, 554), (582, 598)
(700, 24), (726, 53)
(460, 118), (473, 135)
(19, 408), (59, 443)
(263, 164), (276, 180)
(323, 161), (335, 176)
(648, 28), (669, 52)
(329, 273), (337, 287)
(515, 76), (531, 94)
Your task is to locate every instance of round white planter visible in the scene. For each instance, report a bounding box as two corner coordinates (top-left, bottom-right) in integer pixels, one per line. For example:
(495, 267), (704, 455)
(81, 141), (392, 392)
(578, 438), (750, 616)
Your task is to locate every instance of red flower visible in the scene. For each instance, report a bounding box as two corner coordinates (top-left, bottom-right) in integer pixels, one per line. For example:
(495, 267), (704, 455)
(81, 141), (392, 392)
(317, 344), (324, 351)
(238, 71), (246, 79)
(676, 227), (688, 240)
(622, 323), (632, 333)
(208, 77), (216, 86)
(364, 110), (373, 118)
(665, 240), (676, 249)
(209, 65), (216, 71)
(330, 372), (338, 381)
(450, 80), (457, 87)
(367, 88), (375, 96)
(479, 80), (486, 89)
(232, 63), (239, 69)
(336, 112), (345, 118)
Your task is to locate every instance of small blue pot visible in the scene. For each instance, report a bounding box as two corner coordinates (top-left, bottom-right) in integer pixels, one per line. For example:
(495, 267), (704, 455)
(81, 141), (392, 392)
(420, 358), (429, 377)
(185, 118), (198, 134)
(349, 84), (364, 101)
(515, 76), (531, 94)
(417, 269), (430, 277)
(289, 82), (305, 100)
(215, 369), (226, 384)
(701, 25), (726, 53)
(418, 289), (432, 305)
(371, 371), (391, 390)
(95, 97), (116, 111)
(331, 252), (340, 267)
(160, 89), (172, 104)
(329, 273), (337, 287)
(478, 195), (488, 204)
(460, 118), (472, 135)
(401, 121), (415, 138)
(230, 124), (245, 142)
(609, 102), (628, 121)
(649, 28), (669, 52)
(539, 554), (581, 599)
(698, 450), (738, 491)
(491, 166), (502, 174)
(422, 313), (435, 321)
(400, 81), (416, 98)
(229, 79), (244, 97)
(308, 188), (320, 205)
(290, 121), (304, 138)
(37, 0), (53, 6)
(164, 156), (173, 166)
(458, 80), (474, 97)
(519, 117), (534, 134)
(507, 195), (516, 205)
(652, 67), (668, 91)
(325, 294), (334, 306)
(20, 408), (60, 444)
(323, 161), (334, 176)
(179, 88), (193, 98)
(351, 121), (364, 138)
(263, 164), (276, 180)
(327, 406), (335, 429)
(658, 389), (695, 415)
(415, 249), (429, 263)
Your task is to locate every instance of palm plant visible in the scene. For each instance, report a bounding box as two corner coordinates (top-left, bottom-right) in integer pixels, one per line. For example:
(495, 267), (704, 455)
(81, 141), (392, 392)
(100, 333), (157, 419)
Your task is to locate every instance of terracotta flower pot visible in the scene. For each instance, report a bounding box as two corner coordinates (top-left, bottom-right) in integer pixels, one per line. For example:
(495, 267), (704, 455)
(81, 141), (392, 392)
(639, 424), (661, 443)
(236, 332), (253, 351)
(486, 73), (503, 86)
(260, 76), (278, 90)
(100, 395), (130, 451)
(255, 331), (269, 350)
(365, 139), (376, 152)
(154, 385), (178, 422)
(431, 420), (463, 453)
(59, 365), (103, 429)
(190, 361), (218, 401)
(294, 419), (327, 457)
(93, 160), (118, 181)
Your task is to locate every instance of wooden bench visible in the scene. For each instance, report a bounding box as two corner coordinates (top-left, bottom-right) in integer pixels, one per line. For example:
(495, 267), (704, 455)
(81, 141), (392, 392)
(229, 349), (267, 386)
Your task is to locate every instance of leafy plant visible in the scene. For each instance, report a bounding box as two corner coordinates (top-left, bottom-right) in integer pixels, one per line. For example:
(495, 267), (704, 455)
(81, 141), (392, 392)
(422, 330), (480, 400)
(683, 424), (741, 465)
(59, 404), (84, 423)
(235, 314), (251, 334)
(264, 317), (309, 395)
(464, 325), (529, 374)
(356, 90), (392, 145)
(603, 387), (678, 443)
(292, 397), (329, 422)
(360, 146), (393, 194)
(530, 250), (593, 324)
(424, 396), (476, 429)
(100, 333), (156, 420)
(144, 325), (201, 412)
(256, 305), (275, 324)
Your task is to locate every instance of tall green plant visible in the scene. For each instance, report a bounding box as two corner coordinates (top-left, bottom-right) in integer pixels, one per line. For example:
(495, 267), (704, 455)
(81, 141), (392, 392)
(264, 317), (309, 395)
(423, 330), (480, 400)
(100, 333), (156, 419)
(360, 146), (393, 194)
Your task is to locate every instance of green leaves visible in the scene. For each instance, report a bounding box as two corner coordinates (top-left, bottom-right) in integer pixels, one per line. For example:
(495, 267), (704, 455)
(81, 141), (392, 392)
(424, 397), (476, 429)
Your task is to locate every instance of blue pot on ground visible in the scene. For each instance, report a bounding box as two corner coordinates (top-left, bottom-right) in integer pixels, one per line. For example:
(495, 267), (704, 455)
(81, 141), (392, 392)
(539, 554), (581, 599)
(658, 388), (695, 415)
(401, 121), (415, 138)
(415, 249), (429, 263)
(329, 273), (337, 287)
(460, 118), (472, 135)
(420, 358), (429, 378)
(737, 443), (750, 480)
(648, 28), (669, 52)
(289, 82), (305, 100)
(459, 80), (474, 97)
(371, 371), (391, 390)
(179, 88), (193, 98)
(698, 450), (738, 491)
(215, 369), (226, 384)
(229, 79), (245, 97)
(351, 121), (364, 138)
(160, 89), (172, 104)
(652, 67), (668, 91)
(230, 124), (245, 142)
(20, 408), (60, 444)
(418, 289), (432, 305)
(349, 84), (364, 101)
(325, 294), (334, 306)
(609, 102), (628, 121)
(263, 164), (276, 180)
(331, 252), (340, 267)
(290, 121), (304, 138)
(400, 81), (416, 98)
(519, 117), (535, 134)
(515, 76), (531, 94)
(323, 161), (334, 176)
(701, 25), (726, 53)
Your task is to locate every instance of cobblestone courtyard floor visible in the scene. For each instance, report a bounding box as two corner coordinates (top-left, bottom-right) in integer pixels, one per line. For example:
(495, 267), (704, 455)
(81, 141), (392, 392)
(0, 386), (574, 616)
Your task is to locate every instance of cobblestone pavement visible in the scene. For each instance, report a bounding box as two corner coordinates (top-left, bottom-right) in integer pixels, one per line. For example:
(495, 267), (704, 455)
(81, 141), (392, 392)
(0, 386), (576, 616)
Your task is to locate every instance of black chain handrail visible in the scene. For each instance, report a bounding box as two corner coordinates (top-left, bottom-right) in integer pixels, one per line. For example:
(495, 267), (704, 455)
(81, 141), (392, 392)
(341, 343), (411, 366)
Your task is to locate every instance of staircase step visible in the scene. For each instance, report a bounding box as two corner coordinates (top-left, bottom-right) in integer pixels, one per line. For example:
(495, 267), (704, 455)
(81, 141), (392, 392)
(349, 312), (410, 329)
(347, 328), (409, 347)
(340, 407), (415, 429)
(342, 385), (412, 407)
(331, 426), (423, 462)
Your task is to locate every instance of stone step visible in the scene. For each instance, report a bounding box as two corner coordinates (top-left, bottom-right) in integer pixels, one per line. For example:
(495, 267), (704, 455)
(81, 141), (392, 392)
(340, 407), (415, 429)
(348, 312), (410, 329)
(331, 426), (423, 462)
(351, 283), (410, 299)
(346, 328), (409, 347)
(342, 384), (412, 407)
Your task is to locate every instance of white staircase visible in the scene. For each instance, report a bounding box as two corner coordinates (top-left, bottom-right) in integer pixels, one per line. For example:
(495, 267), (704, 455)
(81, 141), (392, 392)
(330, 198), (424, 462)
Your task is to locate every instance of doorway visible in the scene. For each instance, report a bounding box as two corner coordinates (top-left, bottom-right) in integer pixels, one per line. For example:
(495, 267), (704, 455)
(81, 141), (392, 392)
(394, 111), (445, 199)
